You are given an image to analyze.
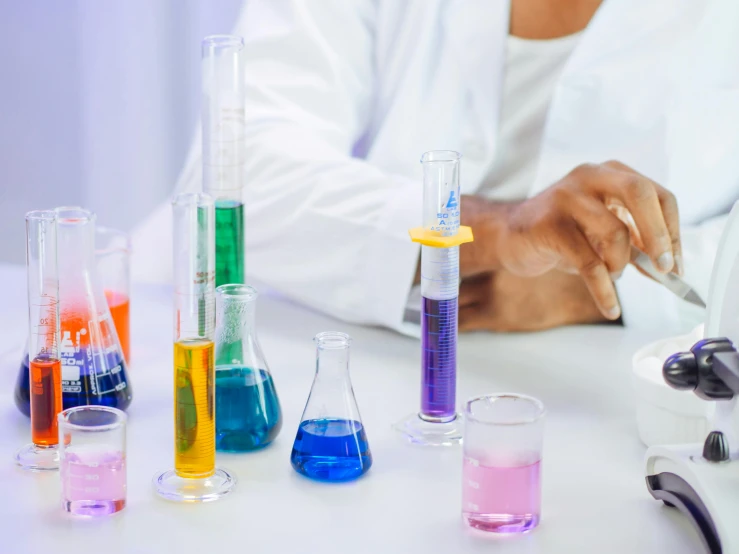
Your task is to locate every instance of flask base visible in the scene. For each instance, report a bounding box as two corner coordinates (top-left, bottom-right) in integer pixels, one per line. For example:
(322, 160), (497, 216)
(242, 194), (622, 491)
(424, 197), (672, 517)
(152, 467), (236, 503)
(15, 443), (60, 471)
(393, 412), (463, 446)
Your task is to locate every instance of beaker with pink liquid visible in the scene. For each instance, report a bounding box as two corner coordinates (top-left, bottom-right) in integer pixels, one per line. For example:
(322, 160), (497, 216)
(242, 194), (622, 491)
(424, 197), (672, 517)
(462, 394), (545, 534)
(59, 406), (127, 517)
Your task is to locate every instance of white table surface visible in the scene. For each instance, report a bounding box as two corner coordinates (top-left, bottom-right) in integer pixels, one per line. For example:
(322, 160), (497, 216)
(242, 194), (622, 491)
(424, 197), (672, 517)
(0, 263), (704, 553)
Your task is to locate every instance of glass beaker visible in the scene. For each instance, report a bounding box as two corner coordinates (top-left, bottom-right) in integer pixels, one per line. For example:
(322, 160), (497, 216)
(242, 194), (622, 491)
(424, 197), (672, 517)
(462, 394), (545, 534)
(14, 209), (133, 416)
(96, 226), (131, 365)
(290, 332), (372, 482)
(215, 284), (282, 451)
(15, 210), (63, 471)
(59, 406), (127, 517)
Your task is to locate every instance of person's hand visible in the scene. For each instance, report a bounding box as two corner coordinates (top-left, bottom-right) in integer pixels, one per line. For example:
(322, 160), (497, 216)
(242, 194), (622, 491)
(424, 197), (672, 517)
(493, 161), (681, 320)
(458, 269), (607, 332)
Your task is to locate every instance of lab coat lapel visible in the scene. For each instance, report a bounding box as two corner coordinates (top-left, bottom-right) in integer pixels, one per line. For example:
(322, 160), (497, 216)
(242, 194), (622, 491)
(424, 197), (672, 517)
(444, 0), (509, 166)
(563, 0), (692, 76)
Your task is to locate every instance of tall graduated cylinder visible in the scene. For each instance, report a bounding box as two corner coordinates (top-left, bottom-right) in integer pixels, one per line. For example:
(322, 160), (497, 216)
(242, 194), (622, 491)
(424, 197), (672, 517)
(155, 193), (235, 502)
(172, 193), (217, 478)
(16, 210), (63, 471)
(202, 35), (246, 286)
(419, 151), (461, 422)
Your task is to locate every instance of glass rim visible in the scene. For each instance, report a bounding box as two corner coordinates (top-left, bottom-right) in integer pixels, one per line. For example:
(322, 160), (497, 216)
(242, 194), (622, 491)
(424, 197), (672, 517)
(58, 405), (127, 432)
(202, 34), (245, 51)
(171, 192), (214, 208)
(25, 209), (56, 222)
(420, 150), (461, 164)
(217, 283), (257, 300)
(314, 331), (351, 349)
(464, 393), (546, 426)
(55, 206), (96, 225)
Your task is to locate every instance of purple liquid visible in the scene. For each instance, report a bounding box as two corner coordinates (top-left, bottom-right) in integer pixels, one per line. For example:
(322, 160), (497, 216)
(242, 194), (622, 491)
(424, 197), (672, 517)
(462, 457), (541, 533)
(421, 296), (457, 420)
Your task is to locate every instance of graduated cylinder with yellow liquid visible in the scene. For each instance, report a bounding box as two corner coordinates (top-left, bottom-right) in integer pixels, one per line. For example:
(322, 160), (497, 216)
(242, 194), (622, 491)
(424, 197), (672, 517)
(153, 192), (236, 502)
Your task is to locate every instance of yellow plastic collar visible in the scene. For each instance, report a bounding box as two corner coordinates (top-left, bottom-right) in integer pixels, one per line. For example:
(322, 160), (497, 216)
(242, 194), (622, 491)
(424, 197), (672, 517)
(408, 226), (474, 247)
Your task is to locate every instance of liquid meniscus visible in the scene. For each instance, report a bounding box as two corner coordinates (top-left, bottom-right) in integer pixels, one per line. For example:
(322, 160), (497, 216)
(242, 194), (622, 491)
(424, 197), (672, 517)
(174, 339), (215, 478)
(216, 366), (282, 452)
(290, 418), (372, 482)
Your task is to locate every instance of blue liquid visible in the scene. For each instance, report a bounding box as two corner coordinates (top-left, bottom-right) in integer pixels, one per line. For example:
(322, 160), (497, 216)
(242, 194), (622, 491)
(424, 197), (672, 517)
(216, 366), (282, 452)
(14, 352), (132, 416)
(290, 418), (372, 482)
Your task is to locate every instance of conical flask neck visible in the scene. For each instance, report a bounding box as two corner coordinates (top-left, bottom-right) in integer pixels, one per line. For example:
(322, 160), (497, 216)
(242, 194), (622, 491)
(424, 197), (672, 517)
(315, 335), (350, 380)
(299, 332), (358, 423)
(215, 285), (262, 368)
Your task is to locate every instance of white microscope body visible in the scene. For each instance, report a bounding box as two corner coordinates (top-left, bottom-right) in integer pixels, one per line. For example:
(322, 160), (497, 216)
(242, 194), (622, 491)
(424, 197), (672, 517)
(646, 203), (739, 554)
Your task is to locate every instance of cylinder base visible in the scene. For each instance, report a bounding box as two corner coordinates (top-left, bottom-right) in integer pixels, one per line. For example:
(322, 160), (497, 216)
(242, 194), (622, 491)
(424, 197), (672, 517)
(393, 412), (462, 446)
(15, 443), (59, 471)
(152, 467), (236, 503)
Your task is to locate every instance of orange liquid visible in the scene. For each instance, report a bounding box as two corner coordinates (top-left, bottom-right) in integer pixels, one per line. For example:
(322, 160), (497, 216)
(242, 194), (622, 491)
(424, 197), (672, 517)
(105, 290), (130, 364)
(30, 358), (62, 446)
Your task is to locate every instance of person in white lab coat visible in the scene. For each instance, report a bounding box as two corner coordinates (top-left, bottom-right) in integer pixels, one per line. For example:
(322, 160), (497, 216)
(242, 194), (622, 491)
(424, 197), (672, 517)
(133, 0), (739, 335)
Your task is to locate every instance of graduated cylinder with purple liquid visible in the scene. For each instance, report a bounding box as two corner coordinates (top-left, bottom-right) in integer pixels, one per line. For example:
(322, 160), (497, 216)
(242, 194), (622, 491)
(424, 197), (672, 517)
(421, 296), (458, 421)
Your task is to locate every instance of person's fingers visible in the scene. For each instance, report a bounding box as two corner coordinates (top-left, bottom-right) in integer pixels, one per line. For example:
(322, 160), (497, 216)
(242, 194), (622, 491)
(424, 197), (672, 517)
(598, 161), (674, 273)
(458, 274), (491, 308)
(570, 196), (631, 274)
(555, 221), (621, 320)
(654, 184), (682, 275)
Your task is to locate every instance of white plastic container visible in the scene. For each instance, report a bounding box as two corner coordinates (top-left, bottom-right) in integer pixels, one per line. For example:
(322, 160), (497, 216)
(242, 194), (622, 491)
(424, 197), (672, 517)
(632, 326), (710, 447)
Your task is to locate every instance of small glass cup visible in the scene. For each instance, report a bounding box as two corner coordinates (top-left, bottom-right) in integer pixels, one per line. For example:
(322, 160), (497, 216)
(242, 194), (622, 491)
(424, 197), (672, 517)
(95, 226), (131, 365)
(462, 394), (545, 534)
(59, 406), (127, 517)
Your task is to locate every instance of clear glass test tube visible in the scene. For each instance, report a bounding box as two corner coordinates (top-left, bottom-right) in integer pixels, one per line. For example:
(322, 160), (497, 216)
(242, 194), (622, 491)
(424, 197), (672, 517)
(154, 192), (236, 502)
(96, 226), (131, 365)
(462, 394), (546, 534)
(202, 35), (246, 286)
(59, 406), (127, 516)
(16, 210), (62, 471)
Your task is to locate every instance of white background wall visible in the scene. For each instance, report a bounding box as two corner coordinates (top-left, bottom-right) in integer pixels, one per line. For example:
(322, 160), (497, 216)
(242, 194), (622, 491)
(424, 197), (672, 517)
(0, 0), (244, 263)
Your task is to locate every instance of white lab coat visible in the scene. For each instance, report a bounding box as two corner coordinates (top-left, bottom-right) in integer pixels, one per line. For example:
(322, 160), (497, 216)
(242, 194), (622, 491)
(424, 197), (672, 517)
(133, 0), (739, 336)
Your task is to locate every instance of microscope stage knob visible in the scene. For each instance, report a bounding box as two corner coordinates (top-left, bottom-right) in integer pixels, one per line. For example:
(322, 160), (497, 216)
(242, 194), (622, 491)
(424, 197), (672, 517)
(703, 430), (730, 462)
(663, 352), (699, 390)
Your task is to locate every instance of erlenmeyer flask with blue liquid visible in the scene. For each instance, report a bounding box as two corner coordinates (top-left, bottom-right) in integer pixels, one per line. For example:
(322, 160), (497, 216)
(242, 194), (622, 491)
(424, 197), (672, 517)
(14, 207), (132, 415)
(290, 332), (372, 482)
(215, 284), (282, 451)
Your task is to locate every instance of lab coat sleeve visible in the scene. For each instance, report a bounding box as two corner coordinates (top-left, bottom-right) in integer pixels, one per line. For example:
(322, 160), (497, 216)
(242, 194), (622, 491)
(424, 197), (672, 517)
(133, 0), (421, 332)
(616, 214), (728, 335)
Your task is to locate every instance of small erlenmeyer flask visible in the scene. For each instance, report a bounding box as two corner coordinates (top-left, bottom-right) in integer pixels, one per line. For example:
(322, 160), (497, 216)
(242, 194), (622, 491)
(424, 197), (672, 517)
(290, 332), (372, 482)
(15, 207), (132, 413)
(215, 284), (282, 451)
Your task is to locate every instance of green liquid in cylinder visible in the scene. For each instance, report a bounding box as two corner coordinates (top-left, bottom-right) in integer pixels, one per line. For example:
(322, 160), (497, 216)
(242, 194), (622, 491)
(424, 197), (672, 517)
(214, 199), (245, 287)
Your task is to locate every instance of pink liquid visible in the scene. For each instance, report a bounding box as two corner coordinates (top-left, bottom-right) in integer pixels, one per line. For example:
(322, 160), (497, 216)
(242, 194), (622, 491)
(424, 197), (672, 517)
(61, 447), (126, 516)
(462, 456), (541, 533)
